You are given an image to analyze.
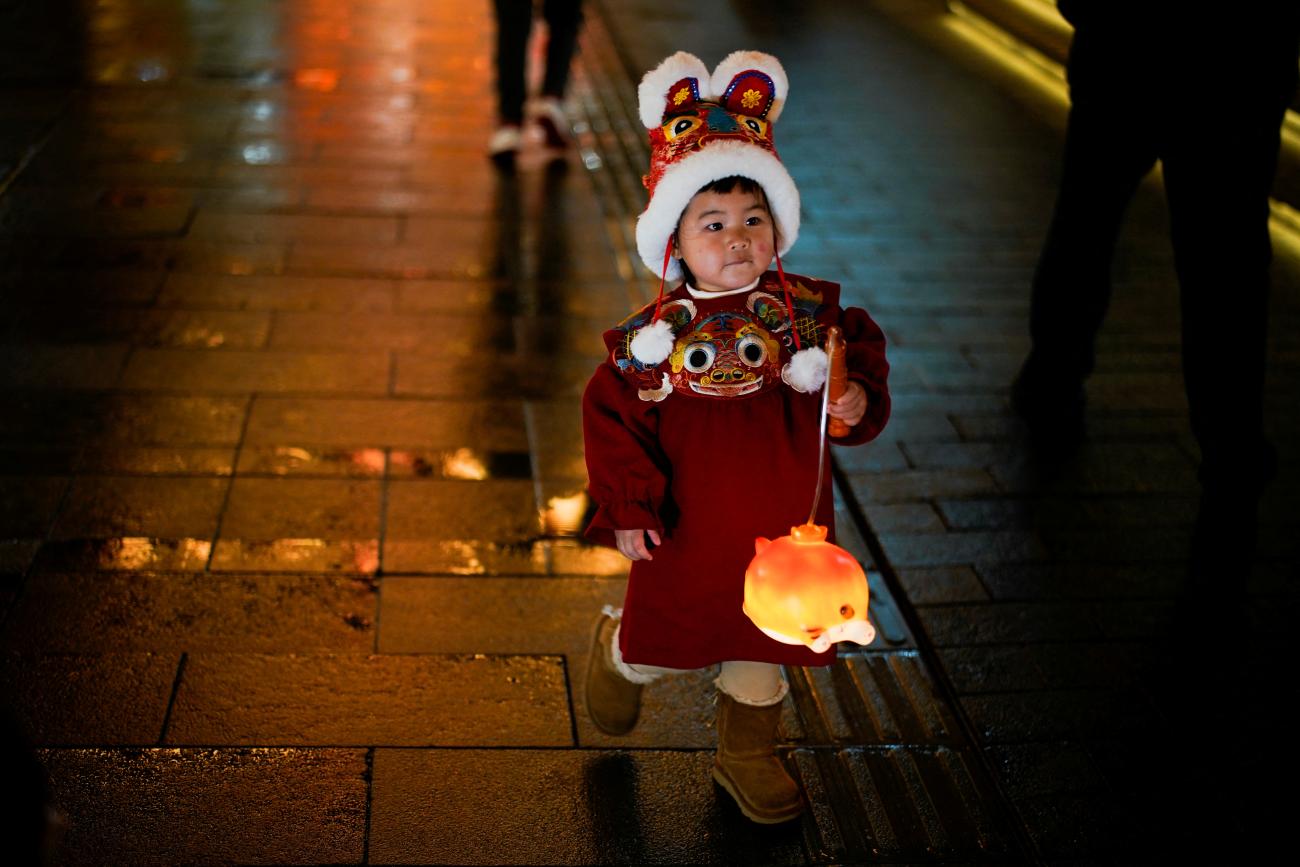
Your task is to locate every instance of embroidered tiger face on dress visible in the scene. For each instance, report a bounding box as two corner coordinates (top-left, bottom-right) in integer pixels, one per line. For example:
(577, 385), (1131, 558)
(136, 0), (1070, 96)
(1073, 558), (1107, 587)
(668, 311), (783, 398)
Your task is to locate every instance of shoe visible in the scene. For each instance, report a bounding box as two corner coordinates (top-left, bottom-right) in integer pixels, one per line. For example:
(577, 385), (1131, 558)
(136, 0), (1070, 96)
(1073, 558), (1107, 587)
(1010, 361), (1085, 451)
(487, 124), (522, 166)
(584, 609), (644, 735)
(532, 96), (570, 148)
(712, 692), (803, 824)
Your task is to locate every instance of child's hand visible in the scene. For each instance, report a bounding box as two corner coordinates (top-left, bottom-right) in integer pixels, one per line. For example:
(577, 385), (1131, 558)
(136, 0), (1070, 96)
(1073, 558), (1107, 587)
(615, 528), (661, 561)
(828, 381), (868, 428)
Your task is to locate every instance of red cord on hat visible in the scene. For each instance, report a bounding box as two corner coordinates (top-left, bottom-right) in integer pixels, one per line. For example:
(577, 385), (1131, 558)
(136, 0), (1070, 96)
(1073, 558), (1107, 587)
(651, 236), (674, 323)
(774, 248), (801, 350)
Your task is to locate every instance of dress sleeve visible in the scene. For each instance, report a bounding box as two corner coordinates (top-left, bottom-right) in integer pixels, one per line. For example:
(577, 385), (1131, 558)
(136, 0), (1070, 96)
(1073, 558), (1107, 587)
(582, 357), (671, 548)
(832, 304), (891, 446)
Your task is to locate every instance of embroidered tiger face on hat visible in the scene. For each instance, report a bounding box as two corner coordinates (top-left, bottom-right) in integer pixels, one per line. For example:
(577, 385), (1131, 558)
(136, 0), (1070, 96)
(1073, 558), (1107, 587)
(635, 51), (800, 283)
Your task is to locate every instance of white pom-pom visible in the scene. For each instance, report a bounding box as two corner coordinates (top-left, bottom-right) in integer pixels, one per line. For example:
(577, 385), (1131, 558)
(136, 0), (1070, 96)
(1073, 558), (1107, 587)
(630, 318), (675, 365)
(781, 346), (828, 393)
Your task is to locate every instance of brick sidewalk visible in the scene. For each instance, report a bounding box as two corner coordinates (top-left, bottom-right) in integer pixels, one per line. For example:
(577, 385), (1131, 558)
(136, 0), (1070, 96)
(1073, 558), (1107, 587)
(2, 0), (1298, 864)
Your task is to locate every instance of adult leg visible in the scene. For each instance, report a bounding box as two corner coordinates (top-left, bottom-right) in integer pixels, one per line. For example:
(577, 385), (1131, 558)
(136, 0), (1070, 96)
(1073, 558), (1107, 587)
(533, 0), (582, 147)
(539, 0), (582, 99)
(1015, 31), (1158, 439)
(491, 0), (532, 125)
(1161, 36), (1297, 589)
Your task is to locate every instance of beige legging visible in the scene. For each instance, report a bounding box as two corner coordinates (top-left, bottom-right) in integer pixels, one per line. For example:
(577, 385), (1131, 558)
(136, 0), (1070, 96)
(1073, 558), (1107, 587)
(611, 620), (787, 706)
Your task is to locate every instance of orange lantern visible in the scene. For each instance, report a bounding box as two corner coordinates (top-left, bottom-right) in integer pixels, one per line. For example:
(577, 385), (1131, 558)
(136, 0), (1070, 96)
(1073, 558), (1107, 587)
(742, 325), (876, 652)
(744, 523), (876, 652)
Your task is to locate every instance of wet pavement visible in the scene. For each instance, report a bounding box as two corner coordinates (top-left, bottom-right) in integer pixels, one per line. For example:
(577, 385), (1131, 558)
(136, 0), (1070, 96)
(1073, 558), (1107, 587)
(1, 0), (1298, 864)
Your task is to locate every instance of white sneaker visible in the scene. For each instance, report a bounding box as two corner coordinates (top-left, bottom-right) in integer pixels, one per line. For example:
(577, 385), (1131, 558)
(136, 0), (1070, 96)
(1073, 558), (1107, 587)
(532, 97), (570, 148)
(487, 124), (522, 163)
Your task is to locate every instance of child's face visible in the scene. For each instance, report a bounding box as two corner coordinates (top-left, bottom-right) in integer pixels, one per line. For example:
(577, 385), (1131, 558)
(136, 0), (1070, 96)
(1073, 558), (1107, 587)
(674, 188), (775, 293)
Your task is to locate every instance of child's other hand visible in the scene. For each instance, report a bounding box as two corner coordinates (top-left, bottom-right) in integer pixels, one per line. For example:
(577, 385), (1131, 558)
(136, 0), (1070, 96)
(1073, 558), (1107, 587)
(615, 529), (660, 561)
(828, 381), (868, 428)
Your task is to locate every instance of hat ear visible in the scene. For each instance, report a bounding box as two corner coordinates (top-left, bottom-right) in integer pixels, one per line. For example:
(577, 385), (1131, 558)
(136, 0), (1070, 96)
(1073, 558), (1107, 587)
(711, 51), (788, 121)
(638, 52), (713, 129)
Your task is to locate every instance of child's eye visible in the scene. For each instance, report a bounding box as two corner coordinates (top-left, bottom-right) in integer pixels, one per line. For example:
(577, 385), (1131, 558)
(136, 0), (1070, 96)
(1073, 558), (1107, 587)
(705, 222), (723, 232)
(745, 216), (764, 226)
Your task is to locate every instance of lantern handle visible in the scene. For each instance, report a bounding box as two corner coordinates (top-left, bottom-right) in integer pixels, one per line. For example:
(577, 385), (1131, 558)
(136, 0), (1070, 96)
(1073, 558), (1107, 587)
(807, 326), (844, 525)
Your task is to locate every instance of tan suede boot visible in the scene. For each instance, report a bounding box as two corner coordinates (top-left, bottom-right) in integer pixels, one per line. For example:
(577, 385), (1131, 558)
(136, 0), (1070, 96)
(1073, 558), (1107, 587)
(712, 692), (804, 824)
(584, 609), (644, 735)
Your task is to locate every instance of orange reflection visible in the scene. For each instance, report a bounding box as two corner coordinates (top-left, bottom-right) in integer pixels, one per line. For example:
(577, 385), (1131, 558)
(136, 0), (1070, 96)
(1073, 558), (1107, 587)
(541, 491), (589, 536)
(441, 447), (488, 480)
(294, 68), (340, 92)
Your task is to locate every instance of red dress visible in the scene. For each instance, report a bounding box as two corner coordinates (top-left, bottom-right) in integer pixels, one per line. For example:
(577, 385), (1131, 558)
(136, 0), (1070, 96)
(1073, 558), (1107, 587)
(582, 271), (890, 669)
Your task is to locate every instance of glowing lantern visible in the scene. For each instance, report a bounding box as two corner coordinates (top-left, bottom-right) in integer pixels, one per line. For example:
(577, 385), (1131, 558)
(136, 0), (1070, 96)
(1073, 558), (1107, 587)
(742, 325), (875, 652)
(744, 523), (876, 652)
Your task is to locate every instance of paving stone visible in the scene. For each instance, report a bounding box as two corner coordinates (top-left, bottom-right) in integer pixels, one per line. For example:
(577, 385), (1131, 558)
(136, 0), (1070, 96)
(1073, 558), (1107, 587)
(50, 476), (228, 541)
(369, 748), (807, 865)
(236, 444), (389, 477)
(526, 399), (590, 479)
(90, 395), (249, 446)
(830, 439), (910, 473)
(377, 575), (715, 748)
(157, 273), (397, 312)
(39, 748), (367, 866)
(0, 343), (128, 388)
(863, 502), (946, 534)
(918, 602), (1101, 646)
(960, 688), (1164, 743)
(1026, 642), (1150, 690)
(30, 538), (214, 573)
(120, 348), (389, 393)
(937, 645), (1043, 694)
(896, 565), (989, 604)
(984, 742), (1107, 801)
(244, 396), (530, 449)
(844, 468), (1001, 503)
(975, 562), (1187, 600)
(2, 572), (377, 653)
(378, 576), (624, 655)
(879, 529), (1047, 567)
(76, 446), (236, 476)
(0, 652), (178, 745)
(383, 479), (540, 573)
(212, 477), (381, 572)
(394, 352), (594, 398)
(8, 308), (272, 349)
(0, 445), (79, 474)
(0, 475), (68, 537)
(166, 653), (571, 746)
(189, 212), (399, 244)
(269, 311), (515, 353)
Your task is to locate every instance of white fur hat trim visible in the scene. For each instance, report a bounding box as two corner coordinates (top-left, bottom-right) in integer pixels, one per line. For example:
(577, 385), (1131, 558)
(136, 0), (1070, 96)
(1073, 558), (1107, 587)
(635, 140), (800, 280)
(781, 346), (828, 393)
(710, 51), (788, 122)
(638, 52), (713, 129)
(629, 318), (676, 366)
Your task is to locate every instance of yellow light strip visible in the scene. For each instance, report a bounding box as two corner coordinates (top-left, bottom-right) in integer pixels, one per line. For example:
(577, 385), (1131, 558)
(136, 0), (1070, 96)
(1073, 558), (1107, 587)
(943, 2), (1067, 106)
(945, 0), (1300, 254)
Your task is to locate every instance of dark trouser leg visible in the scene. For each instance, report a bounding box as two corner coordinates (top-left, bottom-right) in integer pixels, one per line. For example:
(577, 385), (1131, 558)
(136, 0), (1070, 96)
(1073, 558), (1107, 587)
(540, 0), (582, 98)
(493, 0), (532, 124)
(1162, 74), (1293, 496)
(1024, 65), (1157, 390)
(1162, 36), (1298, 590)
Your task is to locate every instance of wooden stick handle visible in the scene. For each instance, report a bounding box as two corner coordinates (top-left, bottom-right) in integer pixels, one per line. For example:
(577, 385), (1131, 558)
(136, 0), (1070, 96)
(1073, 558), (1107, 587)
(827, 325), (850, 437)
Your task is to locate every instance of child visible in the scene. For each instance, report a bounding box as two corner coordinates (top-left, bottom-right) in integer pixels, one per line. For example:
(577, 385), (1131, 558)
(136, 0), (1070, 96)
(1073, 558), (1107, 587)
(581, 51), (890, 824)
